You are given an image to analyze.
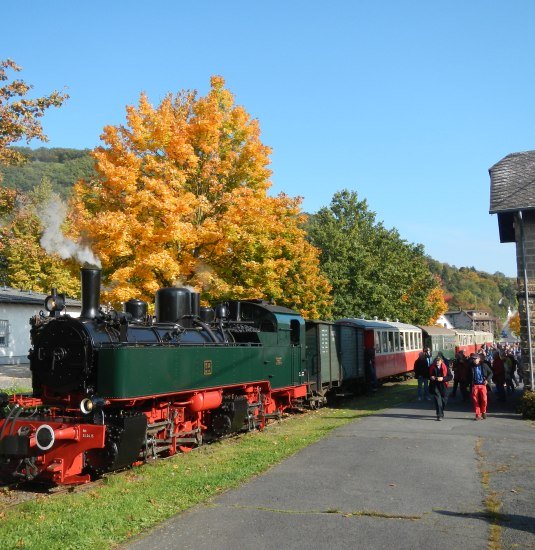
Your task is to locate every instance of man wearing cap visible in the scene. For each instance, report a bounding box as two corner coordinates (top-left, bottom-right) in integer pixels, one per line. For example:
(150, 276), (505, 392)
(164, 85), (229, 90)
(468, 352), (493, 420)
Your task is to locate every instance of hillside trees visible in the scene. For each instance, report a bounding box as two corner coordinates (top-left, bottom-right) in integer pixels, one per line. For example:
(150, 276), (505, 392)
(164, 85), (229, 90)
(70, 77), (332, 318)
(0, 147), (95, 197)
(427, 259), (517, 320)
(307, 190), (446, 324)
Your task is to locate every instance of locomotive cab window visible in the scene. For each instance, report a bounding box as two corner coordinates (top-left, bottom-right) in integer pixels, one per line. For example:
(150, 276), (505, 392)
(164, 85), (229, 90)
(290, 320), (301, 345)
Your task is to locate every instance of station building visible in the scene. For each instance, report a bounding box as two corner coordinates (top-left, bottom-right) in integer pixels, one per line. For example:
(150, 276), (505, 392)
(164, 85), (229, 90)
(0, 286), (81, 365)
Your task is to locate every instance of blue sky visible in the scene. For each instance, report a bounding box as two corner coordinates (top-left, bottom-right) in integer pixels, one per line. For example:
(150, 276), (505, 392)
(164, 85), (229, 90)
(3, 0), (532, 277)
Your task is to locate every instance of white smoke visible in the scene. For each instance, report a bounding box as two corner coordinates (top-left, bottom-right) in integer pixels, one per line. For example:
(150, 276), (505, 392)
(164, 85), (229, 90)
(40, 200), (102, 267)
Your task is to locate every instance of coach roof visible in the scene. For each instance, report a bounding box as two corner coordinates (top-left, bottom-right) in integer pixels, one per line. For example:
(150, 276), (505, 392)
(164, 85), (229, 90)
(336, 318), (419, 331)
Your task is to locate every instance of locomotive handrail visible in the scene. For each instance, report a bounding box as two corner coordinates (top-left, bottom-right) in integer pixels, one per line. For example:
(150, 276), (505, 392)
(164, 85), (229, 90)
(97, 341), (264, 348)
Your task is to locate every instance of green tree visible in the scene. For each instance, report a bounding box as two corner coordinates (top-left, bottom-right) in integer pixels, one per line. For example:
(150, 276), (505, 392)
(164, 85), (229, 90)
(307, 190), (444, 323)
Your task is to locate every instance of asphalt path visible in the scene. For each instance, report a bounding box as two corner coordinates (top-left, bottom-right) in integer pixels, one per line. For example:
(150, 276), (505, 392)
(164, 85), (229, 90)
(125, 387), (535, 550)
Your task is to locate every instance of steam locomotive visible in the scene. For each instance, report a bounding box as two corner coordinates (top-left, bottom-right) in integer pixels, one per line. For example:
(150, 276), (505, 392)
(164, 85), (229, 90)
(0, 268), (342, 485)
(0, 268), (491, 486)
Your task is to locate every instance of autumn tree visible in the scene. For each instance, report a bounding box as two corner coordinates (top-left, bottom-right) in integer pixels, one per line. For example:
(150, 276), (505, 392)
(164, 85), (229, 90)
(307, 190), (446, 324)
(0, 59), (68, 173)
(0, 178), (79, 295)
(70, 77), (331, 318)
(509, 312), (520, 336)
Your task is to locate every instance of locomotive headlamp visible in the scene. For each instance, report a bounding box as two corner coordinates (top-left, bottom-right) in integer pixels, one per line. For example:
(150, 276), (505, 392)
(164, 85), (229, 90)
(80, 396), (106, 415)
(44, 289), (66, 314)
(80, 398), (94, 415)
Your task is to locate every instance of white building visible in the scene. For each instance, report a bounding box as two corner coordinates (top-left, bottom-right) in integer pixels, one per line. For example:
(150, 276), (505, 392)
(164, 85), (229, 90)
(435, 314), (454, 329)
(0, 287), (81, 365)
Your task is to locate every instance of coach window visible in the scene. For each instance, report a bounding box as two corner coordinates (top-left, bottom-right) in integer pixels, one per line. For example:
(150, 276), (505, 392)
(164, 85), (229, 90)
(394, 332), (400, 351)
(400, 332), (405, 350)
(382, 331), (388, 353)
(374, 331), (380, 353)
(390, 331), (395, 352)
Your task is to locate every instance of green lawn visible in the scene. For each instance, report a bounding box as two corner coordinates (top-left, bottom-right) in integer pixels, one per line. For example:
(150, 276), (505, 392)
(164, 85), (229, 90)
(0, 380), (416, 549)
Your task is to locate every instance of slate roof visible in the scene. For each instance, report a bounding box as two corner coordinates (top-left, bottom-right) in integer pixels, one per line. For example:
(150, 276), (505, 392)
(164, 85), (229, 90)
(489, 150), (535, 214)
(0, 286), (81, 307)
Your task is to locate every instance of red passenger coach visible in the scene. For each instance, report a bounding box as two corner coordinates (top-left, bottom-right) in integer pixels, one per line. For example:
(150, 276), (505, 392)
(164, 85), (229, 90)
(337, 319), (422, 380)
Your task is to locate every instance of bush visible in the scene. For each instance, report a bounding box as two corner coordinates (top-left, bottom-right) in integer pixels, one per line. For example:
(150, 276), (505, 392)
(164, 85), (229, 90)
(517, 390), (535, 419)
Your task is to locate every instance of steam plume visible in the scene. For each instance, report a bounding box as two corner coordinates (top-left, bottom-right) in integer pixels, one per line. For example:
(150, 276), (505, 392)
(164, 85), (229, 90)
(40, 200), (101, 267)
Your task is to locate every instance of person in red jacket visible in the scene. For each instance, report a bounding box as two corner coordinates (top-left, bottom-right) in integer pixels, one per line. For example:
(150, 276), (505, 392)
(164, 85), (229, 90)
(429, 355), (453, 421)
(468, 352), (493, 420)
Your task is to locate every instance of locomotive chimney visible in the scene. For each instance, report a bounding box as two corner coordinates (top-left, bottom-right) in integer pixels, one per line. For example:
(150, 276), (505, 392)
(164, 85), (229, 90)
(80, 266), (101, 319)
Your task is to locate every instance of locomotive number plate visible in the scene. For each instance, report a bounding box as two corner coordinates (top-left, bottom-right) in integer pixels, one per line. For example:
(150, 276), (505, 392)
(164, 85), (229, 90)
(204, 360), (213, 375)
(275, 357), (283, 366)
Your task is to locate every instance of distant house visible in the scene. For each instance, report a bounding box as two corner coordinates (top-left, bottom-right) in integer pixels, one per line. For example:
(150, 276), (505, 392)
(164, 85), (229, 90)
(0, 287), (81, 365)
(444, 310), (496, 334)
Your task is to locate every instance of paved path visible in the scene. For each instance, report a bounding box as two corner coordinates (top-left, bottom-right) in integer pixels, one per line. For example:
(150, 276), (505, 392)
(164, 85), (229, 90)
(125, 389), (535, 550)
(0, 363), (31, 390)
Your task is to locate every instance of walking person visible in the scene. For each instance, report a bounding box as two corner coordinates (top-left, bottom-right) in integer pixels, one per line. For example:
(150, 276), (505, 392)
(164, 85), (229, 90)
(468, 352), (493, 420)
(414, 352), (430, 401)
(492, 351), (507, 402)
(429, 355), (452, 421)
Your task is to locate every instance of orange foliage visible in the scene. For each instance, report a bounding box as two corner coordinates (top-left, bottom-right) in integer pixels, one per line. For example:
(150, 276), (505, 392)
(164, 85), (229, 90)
(509, 312), (520, 336)
(70, 77), (331, 318)
(426, 286), (448, 325)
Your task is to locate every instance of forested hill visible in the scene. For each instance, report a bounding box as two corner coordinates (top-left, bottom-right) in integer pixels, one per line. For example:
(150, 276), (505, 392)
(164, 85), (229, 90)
(427, 259), (517, 320)
(0, 147), (95, 198)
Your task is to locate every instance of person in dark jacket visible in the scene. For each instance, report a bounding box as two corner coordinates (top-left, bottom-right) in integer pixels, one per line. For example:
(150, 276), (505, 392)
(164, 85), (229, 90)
(429, 355), (453, 421)
(414, 352), (430, 401)
(452, 350), (471, 402)
(492, 351), (506, 402)
(468, 352), (493, 420)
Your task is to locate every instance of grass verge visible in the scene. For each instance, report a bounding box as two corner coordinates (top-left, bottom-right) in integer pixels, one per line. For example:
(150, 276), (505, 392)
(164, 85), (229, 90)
(1, 386), (32, 396)
(475, 437), (503, 550)
(0, 380), (416, 550)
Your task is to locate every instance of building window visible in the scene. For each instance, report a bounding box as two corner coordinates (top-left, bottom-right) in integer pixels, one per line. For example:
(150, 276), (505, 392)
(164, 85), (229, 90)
(0, 320), (9, 347)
